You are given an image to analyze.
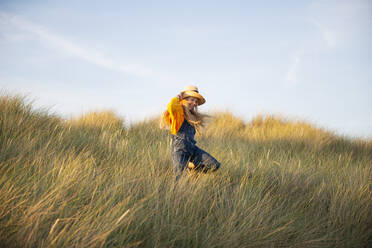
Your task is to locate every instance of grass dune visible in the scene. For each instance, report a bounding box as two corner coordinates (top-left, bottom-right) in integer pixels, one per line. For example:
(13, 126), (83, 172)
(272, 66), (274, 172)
(0, 94), (371, 247)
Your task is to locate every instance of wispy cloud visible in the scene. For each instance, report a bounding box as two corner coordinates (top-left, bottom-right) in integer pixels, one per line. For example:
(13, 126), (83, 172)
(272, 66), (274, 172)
(285, 22), (333, 86)
(286, 52), (301, 85)
(307, 0), (371, 49)
(285, 1), (342, 85)
(309, 19), (336, 48)
(0, 12), (149, 76)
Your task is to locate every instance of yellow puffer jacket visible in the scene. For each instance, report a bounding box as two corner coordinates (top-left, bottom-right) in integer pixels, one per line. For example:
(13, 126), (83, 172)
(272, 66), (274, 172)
(167, 97), (184, 134)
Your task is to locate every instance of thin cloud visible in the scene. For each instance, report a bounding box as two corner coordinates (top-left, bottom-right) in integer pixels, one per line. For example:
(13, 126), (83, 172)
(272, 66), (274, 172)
(285, 20), (334, 86)
(309, 19), (336, 48)
(307, 0), (371, 49)
(0, 12), (149, 76)
(286, 53), (301, 85)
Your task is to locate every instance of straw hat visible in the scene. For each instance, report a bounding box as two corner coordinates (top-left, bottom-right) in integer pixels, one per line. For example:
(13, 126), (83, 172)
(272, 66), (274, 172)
(181, 85), (206, 106)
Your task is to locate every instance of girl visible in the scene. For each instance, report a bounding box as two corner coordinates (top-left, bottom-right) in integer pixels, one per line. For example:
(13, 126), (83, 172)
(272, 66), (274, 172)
(161, 86), (220, 180)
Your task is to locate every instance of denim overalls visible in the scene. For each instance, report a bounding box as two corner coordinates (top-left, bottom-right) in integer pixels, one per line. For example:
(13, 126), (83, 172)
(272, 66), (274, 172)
(171, 120), (220, 179)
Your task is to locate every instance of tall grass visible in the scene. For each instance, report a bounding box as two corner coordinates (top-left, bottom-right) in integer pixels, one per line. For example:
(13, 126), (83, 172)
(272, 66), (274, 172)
(0, 94), (371, 247)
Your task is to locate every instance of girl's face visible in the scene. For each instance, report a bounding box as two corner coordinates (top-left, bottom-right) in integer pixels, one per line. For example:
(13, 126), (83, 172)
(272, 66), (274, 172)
(185, 97), (199, 110)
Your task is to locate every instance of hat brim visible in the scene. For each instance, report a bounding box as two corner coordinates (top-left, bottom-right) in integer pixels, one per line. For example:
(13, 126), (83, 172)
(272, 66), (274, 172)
(183, 91), (206, 105)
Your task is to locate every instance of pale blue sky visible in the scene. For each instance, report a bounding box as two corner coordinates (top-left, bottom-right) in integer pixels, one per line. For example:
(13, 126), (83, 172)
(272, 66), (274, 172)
(1, 0), (371, 138)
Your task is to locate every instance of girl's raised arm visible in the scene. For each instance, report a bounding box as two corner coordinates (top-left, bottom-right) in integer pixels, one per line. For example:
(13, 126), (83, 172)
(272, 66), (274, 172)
(167, 97), (184, 134)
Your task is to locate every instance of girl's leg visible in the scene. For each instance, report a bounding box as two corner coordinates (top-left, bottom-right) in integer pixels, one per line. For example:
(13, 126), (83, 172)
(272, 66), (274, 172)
(171, 150), (191, 180)
(190, 146), (220, 173)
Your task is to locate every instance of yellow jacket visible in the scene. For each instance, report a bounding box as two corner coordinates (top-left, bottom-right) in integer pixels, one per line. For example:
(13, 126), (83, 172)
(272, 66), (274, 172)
(167, 97), (184, 134)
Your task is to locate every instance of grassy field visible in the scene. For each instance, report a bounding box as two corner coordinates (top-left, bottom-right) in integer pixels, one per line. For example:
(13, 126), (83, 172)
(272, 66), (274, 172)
(0, 93), (371, 248)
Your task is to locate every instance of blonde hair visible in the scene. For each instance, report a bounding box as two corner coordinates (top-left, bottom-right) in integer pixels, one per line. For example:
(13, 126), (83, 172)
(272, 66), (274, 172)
(159, 99), (208, 134)
(159, 110), (171, 130)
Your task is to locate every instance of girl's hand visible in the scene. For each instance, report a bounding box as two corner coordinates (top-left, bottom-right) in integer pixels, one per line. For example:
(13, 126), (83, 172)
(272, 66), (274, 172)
(177, 92), (184, 101)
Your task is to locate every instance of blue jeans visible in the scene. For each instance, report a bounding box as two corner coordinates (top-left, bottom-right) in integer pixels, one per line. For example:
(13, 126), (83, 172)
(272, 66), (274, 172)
(171, 138), (220, 179)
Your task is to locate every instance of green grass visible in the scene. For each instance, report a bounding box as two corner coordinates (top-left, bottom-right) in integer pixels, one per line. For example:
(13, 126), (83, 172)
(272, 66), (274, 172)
(0, 93), (371, 247)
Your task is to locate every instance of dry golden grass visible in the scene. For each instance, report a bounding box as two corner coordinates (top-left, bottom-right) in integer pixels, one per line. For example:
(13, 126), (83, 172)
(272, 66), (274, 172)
(67, 110), (125, 130)
(1, 93), (371, 248)
(205, 111), (335, 143)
